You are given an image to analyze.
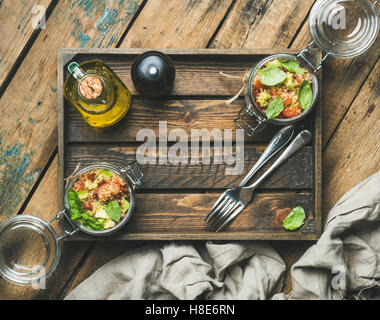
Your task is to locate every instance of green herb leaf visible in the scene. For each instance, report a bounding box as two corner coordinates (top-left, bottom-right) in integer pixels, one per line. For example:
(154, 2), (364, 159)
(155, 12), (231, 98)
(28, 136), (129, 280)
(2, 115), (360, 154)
(68, 188), (84, 216)
(299, 80), (313, 111)
(259, 66), (287, 86)
(266, 98), (284, 119)
(280, 59), (305, 74)
(105, 201), (122, 222)
(68, 189), (104, 230)
(283, 206), (306, 230)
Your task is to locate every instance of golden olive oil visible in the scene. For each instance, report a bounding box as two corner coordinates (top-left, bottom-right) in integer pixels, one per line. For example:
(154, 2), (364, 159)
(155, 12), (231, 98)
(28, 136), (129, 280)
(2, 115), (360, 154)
(64, 59), (131, 128)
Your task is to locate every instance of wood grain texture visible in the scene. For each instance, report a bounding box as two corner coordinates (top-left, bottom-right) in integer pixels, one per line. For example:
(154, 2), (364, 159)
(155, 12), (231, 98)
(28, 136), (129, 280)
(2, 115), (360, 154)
(0, 0), (143, 221)
(0, 0), (53, 86)
(323, 58), (380, 211)
(119, 0), (235, 48)
(65, 144), (313, 189)
(67, 191), (316, 240)
(65, 97), (310, 143)
(212, 0), (316, 49)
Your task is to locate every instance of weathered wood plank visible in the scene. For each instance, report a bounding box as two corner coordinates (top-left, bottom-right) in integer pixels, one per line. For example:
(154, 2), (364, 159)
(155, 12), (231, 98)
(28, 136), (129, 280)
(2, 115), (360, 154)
(0, 0), (143, 221)
(65, 97), (312, 143)
(119, 0), (235, 48)
(67, 191), (315, 239)
(0, 0), (53, 86)
(211, 0), (316, 49)
(323, 58), (380, 211)
(69, 51), (267, 96)
(65, 144), (313, 189)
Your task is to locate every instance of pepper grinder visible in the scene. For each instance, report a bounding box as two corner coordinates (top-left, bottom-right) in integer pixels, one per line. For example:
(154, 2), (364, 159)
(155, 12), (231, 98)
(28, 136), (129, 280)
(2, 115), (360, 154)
(131, 51), (175, 97)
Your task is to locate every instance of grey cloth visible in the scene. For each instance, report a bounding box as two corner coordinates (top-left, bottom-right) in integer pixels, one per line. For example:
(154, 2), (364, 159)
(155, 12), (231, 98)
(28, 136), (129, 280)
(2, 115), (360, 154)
(65, 171), (380, 300)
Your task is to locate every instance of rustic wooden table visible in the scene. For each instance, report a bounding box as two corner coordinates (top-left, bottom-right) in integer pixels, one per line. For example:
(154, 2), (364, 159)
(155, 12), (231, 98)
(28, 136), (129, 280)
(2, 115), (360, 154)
(0, 0), (378, 299)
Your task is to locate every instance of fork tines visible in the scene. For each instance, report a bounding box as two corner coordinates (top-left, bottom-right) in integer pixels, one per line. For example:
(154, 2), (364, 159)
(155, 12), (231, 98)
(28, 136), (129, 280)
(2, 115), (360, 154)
(204, 196), (244, 232)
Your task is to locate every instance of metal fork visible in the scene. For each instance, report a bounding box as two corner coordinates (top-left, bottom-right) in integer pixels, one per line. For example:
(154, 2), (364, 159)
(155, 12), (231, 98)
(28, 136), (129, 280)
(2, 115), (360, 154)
(206, 130), (312, 232)
(205, 125), (295, 226)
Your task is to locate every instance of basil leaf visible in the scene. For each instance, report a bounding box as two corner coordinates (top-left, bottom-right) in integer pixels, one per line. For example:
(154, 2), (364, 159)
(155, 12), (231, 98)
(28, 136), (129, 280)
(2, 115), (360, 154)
(259, 66), (287, 86)
(105, 201), (122, 222)
(283, 206), (306, 230)
(266, 98), (284, 119)
(299, 80), (313, 111)
(68, 188), (84, 216)
(280, 59), (305, 74)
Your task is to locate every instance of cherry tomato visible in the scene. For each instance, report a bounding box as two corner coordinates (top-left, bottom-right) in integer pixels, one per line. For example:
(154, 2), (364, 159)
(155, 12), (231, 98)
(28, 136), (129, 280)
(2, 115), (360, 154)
(97, 180), (122, 200)
(254, 79), (265, 90)
(283, 104), (302, 118)
(73, 175), (86, 191)
(284, 97), (292, 106)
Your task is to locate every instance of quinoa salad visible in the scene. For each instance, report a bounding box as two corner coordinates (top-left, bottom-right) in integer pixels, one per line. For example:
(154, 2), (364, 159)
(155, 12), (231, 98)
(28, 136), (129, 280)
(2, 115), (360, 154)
(252, 58), (313, 119)
(68, 168), (130, 231)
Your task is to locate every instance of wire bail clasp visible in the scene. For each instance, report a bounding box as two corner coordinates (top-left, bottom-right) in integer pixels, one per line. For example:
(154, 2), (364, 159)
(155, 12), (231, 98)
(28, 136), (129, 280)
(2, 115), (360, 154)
(48, 210), (79, 241)
(297, 40), (330, 73)
(121, 160), (144, 188)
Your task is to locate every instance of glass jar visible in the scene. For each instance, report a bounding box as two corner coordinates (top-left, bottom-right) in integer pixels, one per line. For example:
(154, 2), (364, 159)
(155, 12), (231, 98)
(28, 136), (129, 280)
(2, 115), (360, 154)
(235, 0), (379, 136)
(0, 161), (143, 286)
(64, 59), (132, 128)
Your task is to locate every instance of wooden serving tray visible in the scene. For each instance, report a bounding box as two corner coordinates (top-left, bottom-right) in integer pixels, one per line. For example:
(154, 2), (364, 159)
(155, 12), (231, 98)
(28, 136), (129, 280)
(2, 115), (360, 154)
(58, 48), (322, 240)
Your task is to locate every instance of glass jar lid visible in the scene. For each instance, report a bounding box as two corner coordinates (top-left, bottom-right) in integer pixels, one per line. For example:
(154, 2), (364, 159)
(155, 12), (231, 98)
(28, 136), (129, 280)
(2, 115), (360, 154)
(309, 0), (379, 57)
(0, 215), (61, 286)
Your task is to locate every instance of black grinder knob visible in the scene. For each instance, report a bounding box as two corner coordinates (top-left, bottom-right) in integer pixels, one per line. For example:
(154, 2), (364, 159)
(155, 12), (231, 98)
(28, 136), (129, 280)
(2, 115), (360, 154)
(131, 51), (175, 97)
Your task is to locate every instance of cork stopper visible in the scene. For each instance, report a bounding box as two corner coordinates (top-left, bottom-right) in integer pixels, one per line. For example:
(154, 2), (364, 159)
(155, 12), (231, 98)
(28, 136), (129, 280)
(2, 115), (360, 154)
(79, 75), (103, 100)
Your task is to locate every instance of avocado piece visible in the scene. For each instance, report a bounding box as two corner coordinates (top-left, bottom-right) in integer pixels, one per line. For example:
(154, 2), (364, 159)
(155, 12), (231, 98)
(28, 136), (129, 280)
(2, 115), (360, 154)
(95, 206), (108, 219)
(100, 169), (112, 177)
(257, 90), (272, 106)
(77, 190), (88, 200)
(284, 73), (298, 90)
(121, 198), (130, 213)
(266, 59), (281, 67)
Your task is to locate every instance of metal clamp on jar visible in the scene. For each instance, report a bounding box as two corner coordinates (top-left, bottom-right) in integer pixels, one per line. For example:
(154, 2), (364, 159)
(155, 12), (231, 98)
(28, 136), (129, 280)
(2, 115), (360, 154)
(0, 161), (143, 286)
(235, 0), (379, 136)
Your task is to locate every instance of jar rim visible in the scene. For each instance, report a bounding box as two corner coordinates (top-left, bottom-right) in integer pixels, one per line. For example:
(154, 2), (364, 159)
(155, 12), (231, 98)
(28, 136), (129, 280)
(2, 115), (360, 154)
(309, 0), (379, 58)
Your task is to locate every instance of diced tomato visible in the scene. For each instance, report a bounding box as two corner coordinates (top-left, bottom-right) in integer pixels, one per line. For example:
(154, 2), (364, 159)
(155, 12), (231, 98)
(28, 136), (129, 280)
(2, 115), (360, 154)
(253, 90), (259, 96)
(284, 97), (292, 106)
(254, 79), (265, 90)
(277, 112), (286, 119)
(73, 175), (86, 191)
(87, 172), (96, 182)
(97, 180), (122, 200)
(270, 89), (279, 97)
(283, 104), (302, 118)
(83, 202), (93, 211)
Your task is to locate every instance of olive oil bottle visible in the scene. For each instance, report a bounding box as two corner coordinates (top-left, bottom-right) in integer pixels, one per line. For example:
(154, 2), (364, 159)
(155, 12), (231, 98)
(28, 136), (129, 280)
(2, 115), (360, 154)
(64, 59), (131, 128)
